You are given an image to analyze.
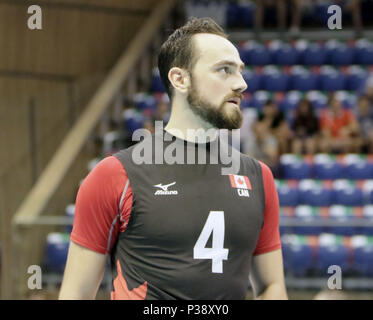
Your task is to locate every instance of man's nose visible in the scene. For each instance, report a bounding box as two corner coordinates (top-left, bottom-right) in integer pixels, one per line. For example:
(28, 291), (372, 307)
(232, 73), (248, 93)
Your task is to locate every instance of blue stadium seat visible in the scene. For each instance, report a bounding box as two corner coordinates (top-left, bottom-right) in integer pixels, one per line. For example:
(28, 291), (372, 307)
(242, 42), (271, 66)
(282, 162), (313, 180)
(320, 67), (347, 91)
(278, 183), (299, 207)
(302, 43), (328, 65)
(346, 162), (373, 180)
(346, 66), (369, 91)
(314, 162), (345, 180)
(282, 234), (315, 277)
(293, 205), (323, 235)
(290, 66), (319, 91)
(279, 207), (295, 235)
(281, 238), (291, 273)
(242, 69), (262, 92)
(278, 91), (302, 113)
(318, 234), (350, 273)
(307, 91), (328, 110)
(289, 240), (315, 276)
(330, 45), (356, 66)
(298, 178), (334, 206)
(300, 187), (333, 207)
(362, 205), (373, 236)
(333, 180), (364, 206)
(250, 90), (270, 110)
(44, 233), (70, 273)
(362, 180), (373, 204)
(328, 205), (357, 236)
(273, 44), (299, 66)
(263, 67), (289, 91)
(150, 68), (165, 93)
(356, 44), (373, 65)
(353, 239), (373, 276)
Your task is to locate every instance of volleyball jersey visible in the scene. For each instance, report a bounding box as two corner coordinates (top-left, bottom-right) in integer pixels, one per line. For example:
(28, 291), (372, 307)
(71, 130), (281, 300)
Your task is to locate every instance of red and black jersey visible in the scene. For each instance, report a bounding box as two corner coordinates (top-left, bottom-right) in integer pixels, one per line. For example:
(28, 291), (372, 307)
(71, 130), (281, 300)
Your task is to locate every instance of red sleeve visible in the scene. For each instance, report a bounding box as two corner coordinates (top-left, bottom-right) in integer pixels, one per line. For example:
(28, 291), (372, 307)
(70, 156), (133, 255)
(253, 161), (282, 256)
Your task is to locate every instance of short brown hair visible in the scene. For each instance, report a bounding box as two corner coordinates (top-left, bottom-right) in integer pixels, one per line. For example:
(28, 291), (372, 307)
(158, 17), (227, 99)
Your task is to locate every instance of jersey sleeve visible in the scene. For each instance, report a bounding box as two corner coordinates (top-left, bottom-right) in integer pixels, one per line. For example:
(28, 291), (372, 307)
(70, 156), (133, 255)
(253, 161), (282, 256)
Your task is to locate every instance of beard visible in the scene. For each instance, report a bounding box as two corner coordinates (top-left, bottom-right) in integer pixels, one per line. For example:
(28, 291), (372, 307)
(186, 79), (243, 130)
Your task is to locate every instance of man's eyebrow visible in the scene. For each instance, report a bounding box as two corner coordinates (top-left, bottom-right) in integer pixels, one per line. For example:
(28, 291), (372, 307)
(214, 60), (245, 71)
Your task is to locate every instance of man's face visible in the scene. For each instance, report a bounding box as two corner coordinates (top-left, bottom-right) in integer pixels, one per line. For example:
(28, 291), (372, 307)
(330, 98), (342, 114)
(186, 33), (247, 130)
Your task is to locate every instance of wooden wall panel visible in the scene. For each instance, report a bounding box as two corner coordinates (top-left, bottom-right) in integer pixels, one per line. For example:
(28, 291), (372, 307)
(0, 2), (146, 77)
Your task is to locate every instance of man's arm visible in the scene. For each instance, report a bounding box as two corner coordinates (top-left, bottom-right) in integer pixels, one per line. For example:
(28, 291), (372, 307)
(59, 241), (107, 300)
(249, 249), (288, 300)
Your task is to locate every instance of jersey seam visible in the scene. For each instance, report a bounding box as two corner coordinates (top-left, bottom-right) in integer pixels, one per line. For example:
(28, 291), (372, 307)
(71, 234), (107, 255)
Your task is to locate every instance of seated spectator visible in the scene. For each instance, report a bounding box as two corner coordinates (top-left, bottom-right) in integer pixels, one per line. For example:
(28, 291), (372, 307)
(289, 0), (363, 38)
(257, 100), (292, 154)
(253, 0), (287, 39)
(354, 95), (373, 153)
(319, 95), (360, 153)
(249, 119), (280, 176)
(291, 99), (320, 155)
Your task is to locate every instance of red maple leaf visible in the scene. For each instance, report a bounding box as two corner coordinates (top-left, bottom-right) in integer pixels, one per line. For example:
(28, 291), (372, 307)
(237, 178), (244, 185)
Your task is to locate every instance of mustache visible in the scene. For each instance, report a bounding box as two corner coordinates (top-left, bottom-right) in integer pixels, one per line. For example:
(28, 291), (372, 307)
(224, 93), (243, 101)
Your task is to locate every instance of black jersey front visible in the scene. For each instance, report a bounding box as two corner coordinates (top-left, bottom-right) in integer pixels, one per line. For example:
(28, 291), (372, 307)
(110, 130), (266, 299)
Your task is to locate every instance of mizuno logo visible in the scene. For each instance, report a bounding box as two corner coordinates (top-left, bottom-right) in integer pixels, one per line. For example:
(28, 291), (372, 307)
(154, 182), (178, 195)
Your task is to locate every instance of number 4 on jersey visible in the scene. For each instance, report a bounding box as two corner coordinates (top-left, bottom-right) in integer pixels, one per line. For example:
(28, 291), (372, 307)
(193, 211), (229, 273)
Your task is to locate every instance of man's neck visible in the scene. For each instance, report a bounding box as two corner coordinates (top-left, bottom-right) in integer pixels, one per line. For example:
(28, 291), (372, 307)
(164, 96), (218, 143)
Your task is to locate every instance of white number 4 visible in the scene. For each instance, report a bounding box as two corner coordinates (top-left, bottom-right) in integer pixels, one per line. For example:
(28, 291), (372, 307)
(193, 211), (229, 273)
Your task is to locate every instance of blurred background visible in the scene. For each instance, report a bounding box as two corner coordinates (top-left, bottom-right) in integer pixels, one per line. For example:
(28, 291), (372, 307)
(1, 0), (373, 300)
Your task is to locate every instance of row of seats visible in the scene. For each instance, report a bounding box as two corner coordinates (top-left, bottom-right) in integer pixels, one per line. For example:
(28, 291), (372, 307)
(42, 229), (373, 278)
(280, 154), (373, 180)
(277, 179), (373, 207)
(151, 66), (371, 93)
(243, 90), (359, 111)
(282, 233), (373, 277)
(225, 1), (373, 29)
(280, 205), (373, 236)
(239, 40), (373, 66)
(243, 65), (370, 92)
(126, 90), (361, 125)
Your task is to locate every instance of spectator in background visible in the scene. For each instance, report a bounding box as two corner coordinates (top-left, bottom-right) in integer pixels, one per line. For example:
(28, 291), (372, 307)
(246, 100), (292, 176)
(289, 0), (313, 36)
(354, 95), (373, 153)
(319, 95), (360, 153)
(364, 77), (373, 103)
(249, 117), (280, 176)
(253, 0), (287, 39)
(289, 0), (363, 38)
(257, 100), (292, 155)
(335, 0), (363, 38)
(291, 99), (320, 155)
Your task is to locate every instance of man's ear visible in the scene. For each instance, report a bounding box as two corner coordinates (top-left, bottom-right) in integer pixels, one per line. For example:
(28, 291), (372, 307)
(168, 67), (190, 95)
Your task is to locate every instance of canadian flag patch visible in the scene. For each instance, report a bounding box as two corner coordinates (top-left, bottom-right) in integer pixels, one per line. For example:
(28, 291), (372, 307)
(229, 174), (252, 190)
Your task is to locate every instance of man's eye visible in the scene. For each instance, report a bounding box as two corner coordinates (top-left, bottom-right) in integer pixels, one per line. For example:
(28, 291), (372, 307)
(219, 67), (230, 74)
